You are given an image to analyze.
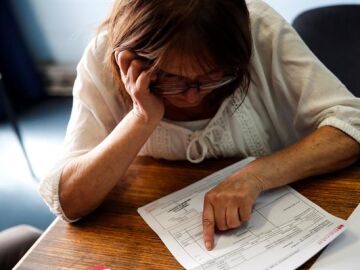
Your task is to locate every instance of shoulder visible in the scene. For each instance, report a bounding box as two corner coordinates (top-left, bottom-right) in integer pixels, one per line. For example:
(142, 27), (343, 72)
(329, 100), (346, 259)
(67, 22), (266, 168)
(78, 31), (110, 79)
(74, 31), (129, 122)
(246, 0), (290, 47)
(87, 31), (109, 62)
(246, 0), (285, 26)
(75, 30), (119, 100)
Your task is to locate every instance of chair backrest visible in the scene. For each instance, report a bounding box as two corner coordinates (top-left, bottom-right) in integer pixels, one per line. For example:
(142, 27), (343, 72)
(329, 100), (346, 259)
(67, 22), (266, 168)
(292, 5), (360, 97)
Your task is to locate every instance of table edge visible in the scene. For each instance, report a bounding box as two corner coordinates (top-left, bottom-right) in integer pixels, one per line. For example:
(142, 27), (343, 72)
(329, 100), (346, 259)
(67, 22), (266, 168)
(13, 217), (60, 269)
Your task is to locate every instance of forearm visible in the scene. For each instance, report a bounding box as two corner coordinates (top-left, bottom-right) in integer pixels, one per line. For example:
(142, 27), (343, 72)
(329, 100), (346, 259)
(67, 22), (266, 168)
(59, 110), (159, 220)
(248, 126), (360, 191)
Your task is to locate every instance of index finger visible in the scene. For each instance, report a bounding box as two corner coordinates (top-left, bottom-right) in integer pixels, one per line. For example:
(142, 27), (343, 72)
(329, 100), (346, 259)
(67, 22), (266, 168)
(203, 198), (215, 251)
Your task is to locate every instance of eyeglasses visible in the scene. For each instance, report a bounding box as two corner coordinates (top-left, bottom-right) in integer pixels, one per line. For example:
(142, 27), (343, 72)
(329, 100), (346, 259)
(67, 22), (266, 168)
(149, 73), (238, 96)
(111, 48), (239, 96)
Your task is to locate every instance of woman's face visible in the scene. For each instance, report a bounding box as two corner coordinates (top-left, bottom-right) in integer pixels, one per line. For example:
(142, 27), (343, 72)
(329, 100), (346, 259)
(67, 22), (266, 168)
(153, 52), (224, 108)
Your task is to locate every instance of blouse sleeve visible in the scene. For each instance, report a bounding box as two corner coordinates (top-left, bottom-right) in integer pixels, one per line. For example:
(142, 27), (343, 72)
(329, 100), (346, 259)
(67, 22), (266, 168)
(39, 33), (127, 222)
(248, 0), (360, 143)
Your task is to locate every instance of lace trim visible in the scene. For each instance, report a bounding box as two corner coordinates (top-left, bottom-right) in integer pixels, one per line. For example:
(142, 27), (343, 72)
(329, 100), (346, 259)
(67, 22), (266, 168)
(141, 87), (270, 161)
(230, 89), (269, 156)
(151, 124), (171, 158)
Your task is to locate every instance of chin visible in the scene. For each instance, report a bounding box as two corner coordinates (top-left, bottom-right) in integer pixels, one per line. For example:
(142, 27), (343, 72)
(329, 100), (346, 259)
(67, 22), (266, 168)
(164, 96), (206, 108)
(166, 99), (203, 108)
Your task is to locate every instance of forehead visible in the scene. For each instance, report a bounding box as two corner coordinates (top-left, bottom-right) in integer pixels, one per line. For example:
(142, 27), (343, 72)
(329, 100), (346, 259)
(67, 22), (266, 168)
(157, 49), (216, 80)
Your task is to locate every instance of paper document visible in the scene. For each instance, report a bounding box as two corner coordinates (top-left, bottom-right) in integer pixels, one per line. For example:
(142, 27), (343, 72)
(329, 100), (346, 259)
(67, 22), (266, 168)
(138, 158), (346, 270)
(310, 203), (360, 270)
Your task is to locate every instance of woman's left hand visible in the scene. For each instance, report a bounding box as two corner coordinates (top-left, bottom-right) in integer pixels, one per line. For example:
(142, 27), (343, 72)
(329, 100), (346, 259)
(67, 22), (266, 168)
(202, 168), (264, 250)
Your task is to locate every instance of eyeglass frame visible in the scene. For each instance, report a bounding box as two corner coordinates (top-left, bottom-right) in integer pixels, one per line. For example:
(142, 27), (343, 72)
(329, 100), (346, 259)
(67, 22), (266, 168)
(149, 70), (239, 96)
(112, 48), (240, 97)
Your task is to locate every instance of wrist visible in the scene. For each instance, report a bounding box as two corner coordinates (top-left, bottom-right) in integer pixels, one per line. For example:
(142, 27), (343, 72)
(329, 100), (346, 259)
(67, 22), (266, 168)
(248, 171), (266, 194)
(243, 158), (271, 192)
(130, 107), (163, 126)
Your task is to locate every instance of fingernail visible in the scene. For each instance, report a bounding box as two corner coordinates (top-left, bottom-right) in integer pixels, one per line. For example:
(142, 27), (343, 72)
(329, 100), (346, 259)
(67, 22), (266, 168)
(205, 241), (212, 250)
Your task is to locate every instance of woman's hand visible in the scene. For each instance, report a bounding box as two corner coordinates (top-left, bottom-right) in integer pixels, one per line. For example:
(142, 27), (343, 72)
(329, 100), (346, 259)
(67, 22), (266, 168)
(115, 50), (165, 123)
(202, 168), (264, 250)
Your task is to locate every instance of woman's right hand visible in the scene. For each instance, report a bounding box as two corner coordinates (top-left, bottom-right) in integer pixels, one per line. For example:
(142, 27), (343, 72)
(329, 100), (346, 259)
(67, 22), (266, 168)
(115, 50), (165, 124)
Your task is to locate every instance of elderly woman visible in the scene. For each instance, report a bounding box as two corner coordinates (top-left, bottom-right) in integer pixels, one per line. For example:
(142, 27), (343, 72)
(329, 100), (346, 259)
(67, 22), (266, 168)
(40, 0), (360, 250)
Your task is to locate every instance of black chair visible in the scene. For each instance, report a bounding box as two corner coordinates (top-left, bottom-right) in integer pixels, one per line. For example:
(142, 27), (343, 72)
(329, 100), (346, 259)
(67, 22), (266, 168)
(292, 5), (360, 97)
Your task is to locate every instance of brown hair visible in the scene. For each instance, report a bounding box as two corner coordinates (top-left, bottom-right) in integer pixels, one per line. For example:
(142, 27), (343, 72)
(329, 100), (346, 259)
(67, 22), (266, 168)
(100, 0), (252, 107)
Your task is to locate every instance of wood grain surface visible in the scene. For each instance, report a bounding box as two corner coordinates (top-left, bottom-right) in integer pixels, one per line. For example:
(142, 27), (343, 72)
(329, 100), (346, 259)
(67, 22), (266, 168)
(14, 157), (360, 270)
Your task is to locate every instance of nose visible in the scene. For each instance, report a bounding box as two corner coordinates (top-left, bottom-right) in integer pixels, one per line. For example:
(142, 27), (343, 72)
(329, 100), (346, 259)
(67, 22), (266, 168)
(183, 87), (201, 103)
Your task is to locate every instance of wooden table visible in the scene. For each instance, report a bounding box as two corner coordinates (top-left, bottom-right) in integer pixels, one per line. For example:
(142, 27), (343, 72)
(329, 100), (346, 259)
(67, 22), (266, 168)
(14, 157), (360, 270)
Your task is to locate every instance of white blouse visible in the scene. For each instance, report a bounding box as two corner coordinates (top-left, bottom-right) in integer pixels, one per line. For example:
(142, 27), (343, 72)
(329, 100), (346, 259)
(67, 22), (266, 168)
(39, 0), (360, 221)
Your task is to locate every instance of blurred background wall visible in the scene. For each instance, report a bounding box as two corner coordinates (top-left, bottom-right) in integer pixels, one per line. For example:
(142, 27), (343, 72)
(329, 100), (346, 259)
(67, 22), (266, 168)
(10, 0), (360, 68)
(10, 0), (113, 65)
(7, 0), (360, 68)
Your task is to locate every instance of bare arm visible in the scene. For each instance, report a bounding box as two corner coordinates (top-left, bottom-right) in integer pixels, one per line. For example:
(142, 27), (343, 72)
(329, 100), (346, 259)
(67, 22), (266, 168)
(59, 110), (159, 220)
(59, 50), (164, 220)
(250, 126), (360, 189)
(203, 126), (360, 250)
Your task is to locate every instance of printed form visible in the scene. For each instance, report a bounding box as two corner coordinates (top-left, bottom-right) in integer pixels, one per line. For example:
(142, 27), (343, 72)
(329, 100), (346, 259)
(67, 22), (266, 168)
(138, 158), (346, 270)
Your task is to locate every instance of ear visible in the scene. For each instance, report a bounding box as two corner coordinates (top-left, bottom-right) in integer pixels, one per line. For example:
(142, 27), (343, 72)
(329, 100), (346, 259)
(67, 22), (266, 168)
(114, 51), (120, 66)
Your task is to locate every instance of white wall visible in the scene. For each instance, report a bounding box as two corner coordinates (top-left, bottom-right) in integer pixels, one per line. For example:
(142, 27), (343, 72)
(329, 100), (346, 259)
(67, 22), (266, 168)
(11, 0), (113, 64)
(10, 0), (360, 65)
